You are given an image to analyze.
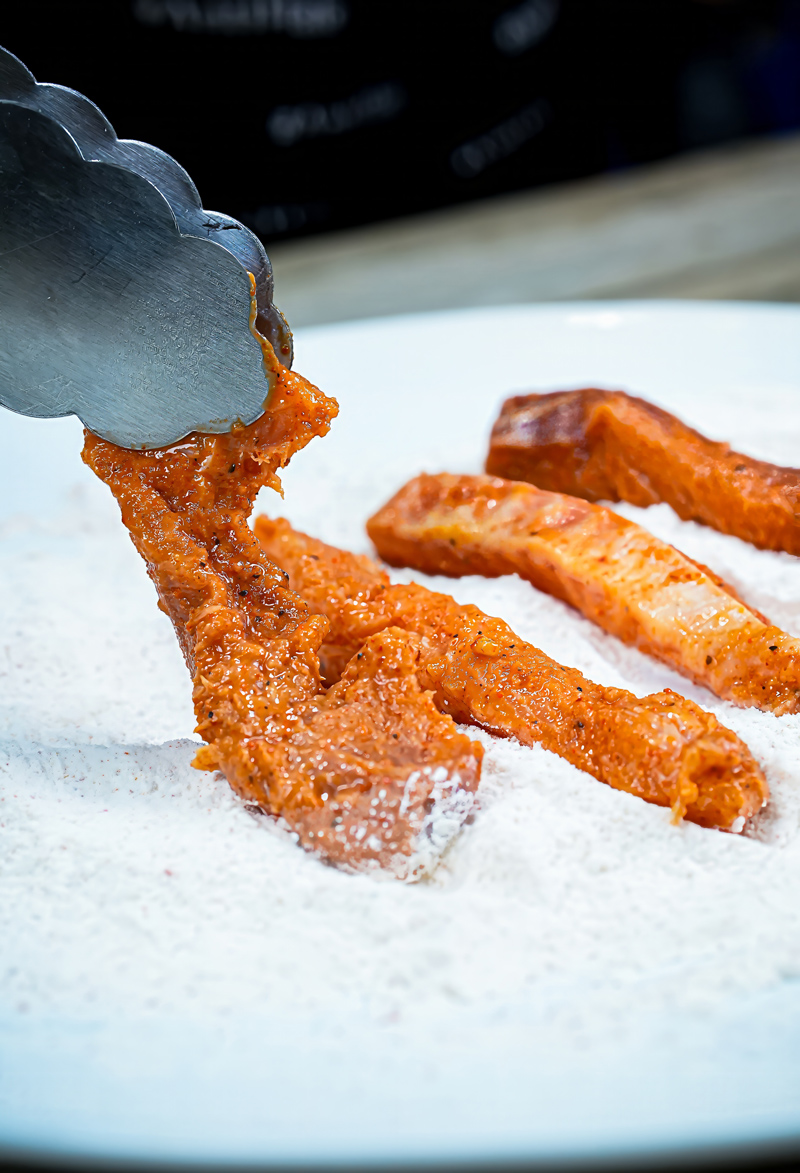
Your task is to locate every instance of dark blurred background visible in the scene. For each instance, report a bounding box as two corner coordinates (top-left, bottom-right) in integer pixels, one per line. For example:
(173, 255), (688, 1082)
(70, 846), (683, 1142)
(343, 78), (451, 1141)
(4, 0), (800, 324)
(3, 0), (800, 246)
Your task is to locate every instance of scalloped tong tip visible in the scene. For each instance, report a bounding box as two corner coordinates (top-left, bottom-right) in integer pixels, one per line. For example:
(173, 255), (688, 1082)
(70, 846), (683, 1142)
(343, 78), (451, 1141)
(0, 45), (292, 449)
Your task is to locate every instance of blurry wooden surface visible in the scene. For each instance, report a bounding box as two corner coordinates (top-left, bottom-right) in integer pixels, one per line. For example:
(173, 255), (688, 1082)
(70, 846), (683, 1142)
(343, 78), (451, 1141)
(270, 134), (800, 328)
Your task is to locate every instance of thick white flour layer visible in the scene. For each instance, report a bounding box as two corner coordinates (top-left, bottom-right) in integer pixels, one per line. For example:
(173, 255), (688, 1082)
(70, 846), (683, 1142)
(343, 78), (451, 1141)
(2, 306), (800, 1162)
(2, 471), (800, 1033)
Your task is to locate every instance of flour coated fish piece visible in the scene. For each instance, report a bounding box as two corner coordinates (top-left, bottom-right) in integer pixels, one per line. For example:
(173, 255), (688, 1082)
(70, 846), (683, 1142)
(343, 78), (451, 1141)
(256, 515), (769, 831)
(83, 350), (481, 880)
(487, 387), (800, 555)
(367, 472), (800, 716)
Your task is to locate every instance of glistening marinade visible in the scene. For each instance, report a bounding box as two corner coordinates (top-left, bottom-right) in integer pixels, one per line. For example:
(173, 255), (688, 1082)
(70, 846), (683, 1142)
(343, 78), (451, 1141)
(83, 348), (481, 880)
(367, 472), (800, 715)
(256, 514), (768, 831)
(487, 387), (800, 555)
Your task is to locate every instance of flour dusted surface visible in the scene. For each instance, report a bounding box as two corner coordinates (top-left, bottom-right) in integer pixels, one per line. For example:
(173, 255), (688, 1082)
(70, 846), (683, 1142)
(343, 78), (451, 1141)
(3, 482), (800, 1032)
(2, 306), (800, 1161)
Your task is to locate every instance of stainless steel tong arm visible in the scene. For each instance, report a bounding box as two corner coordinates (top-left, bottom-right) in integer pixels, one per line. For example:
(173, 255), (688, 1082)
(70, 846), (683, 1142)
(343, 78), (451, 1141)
(0, 45), (293, 449)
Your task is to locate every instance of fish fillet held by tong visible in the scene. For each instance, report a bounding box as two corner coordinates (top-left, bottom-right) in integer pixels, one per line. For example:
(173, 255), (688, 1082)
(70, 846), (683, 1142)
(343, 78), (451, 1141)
(367, 473), (800, 715)
(487, 387), (800, 555)
(83, 354), (482, 880)
(255, 515), (768, 831)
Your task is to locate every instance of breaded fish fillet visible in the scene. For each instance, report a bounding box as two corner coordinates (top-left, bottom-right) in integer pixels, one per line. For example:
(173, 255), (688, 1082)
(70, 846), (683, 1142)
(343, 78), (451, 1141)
(255, 515), (768, 830)
(368, 472), (800, 715)
(487, 387), (800, 555)
(83, 349), (481, 879)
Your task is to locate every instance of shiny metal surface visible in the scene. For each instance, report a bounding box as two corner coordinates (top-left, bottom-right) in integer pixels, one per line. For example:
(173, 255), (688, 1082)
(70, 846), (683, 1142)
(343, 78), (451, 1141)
(0, 46), (293, 449)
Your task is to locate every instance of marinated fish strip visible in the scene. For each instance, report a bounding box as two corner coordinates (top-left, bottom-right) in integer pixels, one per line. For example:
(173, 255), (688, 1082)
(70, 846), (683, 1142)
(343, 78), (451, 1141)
(83, 352), (481, 880)
(487, 387), (800, 555)
(255, 515), (768, 830)
(367, 472), (800, 715)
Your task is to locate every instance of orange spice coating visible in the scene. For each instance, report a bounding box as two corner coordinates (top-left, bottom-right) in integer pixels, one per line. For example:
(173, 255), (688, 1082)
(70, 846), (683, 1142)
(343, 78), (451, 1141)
(255, 515), (769, 831)
(83, 356), (482, 880)
(486, 387), (800, 555)
(367, 472), (800, 716)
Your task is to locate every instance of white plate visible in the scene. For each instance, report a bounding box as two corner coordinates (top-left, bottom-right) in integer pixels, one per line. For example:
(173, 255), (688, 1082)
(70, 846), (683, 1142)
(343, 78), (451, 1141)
(2, 302), (800, 1168)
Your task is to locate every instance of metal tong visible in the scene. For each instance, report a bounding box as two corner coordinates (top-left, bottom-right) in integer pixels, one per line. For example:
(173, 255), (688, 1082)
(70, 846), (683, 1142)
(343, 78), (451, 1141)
(0, 46), (293, 449)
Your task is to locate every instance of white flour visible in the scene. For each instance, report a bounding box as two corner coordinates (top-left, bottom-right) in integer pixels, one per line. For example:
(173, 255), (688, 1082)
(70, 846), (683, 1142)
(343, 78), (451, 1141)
(2, 307), (800, 1160)
(3, 472), (800, 1032)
